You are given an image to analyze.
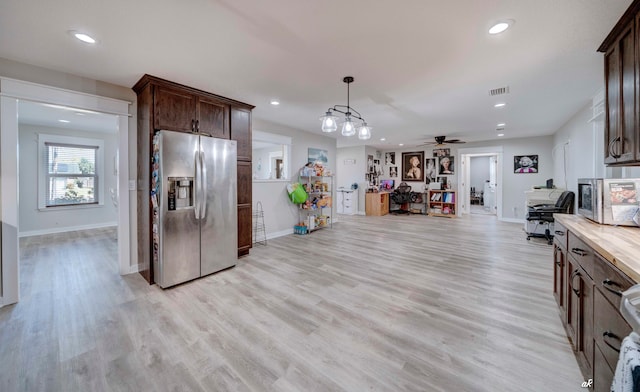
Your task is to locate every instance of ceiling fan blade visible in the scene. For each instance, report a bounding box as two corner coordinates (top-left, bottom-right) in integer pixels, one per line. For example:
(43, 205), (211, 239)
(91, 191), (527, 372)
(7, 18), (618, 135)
(446, 139), (466, 144)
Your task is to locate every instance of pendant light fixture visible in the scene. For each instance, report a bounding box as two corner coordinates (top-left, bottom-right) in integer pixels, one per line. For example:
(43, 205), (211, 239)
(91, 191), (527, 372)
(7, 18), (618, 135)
(319, 76), (371, 140)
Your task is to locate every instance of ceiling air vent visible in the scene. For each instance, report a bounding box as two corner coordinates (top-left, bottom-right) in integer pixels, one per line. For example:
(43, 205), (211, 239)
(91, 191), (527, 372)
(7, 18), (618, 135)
(496, 127), (505, 131)
(489, 86), (510, 96)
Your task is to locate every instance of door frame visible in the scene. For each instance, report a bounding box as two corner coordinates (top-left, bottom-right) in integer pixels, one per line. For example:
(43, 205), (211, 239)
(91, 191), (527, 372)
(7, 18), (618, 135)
(0, 77), (131, 307)
(457, 146), (503, 219)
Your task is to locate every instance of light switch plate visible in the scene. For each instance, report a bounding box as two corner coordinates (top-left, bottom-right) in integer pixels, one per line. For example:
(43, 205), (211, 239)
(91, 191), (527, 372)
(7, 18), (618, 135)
(129, 180), (136, 191)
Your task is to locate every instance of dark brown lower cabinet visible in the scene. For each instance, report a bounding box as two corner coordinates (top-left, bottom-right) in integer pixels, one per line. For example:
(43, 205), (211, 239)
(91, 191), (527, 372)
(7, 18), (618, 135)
(555, 227), (637, 391)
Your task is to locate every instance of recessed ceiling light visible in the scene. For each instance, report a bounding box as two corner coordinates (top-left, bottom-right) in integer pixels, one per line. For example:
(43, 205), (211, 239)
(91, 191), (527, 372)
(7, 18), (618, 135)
(494, 103), (506, 108)
(497, 133), (505, 137)
(270, 100), (280, 106)
(399, 143), (404, 146)
(69, 30), (96, 44)
(489, 20), (514, 35)
(58, 119), (70, 123)
(497, 123), (506, 127)
(380, 138), (386, 141)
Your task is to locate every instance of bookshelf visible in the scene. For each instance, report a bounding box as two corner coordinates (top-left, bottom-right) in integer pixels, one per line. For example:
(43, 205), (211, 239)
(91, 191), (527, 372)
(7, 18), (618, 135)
(428, 190), (456, 218)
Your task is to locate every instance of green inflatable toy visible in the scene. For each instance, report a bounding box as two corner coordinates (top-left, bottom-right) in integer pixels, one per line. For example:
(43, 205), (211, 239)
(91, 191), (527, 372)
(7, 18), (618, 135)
(287, 183), (308, 204)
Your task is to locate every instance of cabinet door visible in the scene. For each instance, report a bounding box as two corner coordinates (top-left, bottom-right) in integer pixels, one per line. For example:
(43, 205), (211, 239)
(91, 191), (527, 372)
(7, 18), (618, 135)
(594, 344), (614, 392)
(230, 107), (252, 161)
(198, 98), (229, 139)
(605, 25), (636, 164)
(553, 243), (565, 310)
(154, 85), (196, 133)
(566, 260), (579, 345)
(237, 161), (252, 206)
(577, 270), (594, 377)
(237, 204), (252, 256)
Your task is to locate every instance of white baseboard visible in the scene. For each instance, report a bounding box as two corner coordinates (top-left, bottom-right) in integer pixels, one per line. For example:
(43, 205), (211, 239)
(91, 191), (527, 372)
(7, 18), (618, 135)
(18, 222), (118, 237)
(500, 217), (525, 224)
(127, 263), (141, 274)
(265, 228), (294, 240)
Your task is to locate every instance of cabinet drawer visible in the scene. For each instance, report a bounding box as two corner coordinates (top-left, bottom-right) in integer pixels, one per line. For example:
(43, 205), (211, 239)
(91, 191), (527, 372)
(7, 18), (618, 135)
(594, 343), (614, 392)
(594, 253), (633, 309)
(568, 232), (594, 279)
(553, 221), (568, 250)
(594, 289), (632, 370)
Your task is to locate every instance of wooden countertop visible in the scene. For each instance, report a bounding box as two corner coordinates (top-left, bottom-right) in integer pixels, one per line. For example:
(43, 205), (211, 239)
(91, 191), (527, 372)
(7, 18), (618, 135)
(555, 214), (640, 282)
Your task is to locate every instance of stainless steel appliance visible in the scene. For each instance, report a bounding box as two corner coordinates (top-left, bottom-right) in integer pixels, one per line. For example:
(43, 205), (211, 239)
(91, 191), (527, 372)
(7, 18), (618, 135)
(154, 130), (237, 288)
(577, 178), (640, 226)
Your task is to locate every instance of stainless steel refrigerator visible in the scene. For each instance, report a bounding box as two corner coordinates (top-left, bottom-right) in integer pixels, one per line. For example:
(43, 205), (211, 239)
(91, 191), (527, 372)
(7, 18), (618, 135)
(153, 130), (237, 288)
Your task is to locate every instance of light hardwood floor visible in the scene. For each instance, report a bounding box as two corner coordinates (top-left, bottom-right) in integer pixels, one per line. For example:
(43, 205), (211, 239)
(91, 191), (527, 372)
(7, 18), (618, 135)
(1, 215), (585, 391)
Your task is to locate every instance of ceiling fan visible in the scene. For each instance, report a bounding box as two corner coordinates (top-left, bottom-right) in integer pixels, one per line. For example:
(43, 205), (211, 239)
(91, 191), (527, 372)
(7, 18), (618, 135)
(420, 135), (466, 146)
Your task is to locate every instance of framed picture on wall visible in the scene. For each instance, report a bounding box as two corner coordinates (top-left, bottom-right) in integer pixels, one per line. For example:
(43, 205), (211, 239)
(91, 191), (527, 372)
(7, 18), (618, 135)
(367, 154), (374, 173)
(433, 148), (450, 157)
(425, 158), (437, 183)
(385, 152), (395, 165)
(438, 156), (454, 175)
(402, 151), (424, 182)
(308, 148), (328, 165)
(514, 155), (538, 173)
(389, 166), (398, 178)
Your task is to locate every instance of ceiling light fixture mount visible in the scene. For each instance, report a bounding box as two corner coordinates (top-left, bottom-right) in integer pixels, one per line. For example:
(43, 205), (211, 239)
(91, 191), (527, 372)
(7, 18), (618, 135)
(319, 76), (371, 140)
(69, 30), (97, 44)
(489, 19), (514, 35)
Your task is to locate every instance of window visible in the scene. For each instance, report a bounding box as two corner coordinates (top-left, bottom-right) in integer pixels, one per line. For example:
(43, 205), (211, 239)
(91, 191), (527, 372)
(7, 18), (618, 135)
(38, 134), (104, 209)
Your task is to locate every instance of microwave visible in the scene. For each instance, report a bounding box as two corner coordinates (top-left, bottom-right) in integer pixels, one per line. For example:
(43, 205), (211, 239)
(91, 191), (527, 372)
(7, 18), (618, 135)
(577, 178), (640, 226)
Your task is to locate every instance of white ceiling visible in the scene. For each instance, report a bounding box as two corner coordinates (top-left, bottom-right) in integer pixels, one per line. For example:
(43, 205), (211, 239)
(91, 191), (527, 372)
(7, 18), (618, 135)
(0, 0), (632, 148)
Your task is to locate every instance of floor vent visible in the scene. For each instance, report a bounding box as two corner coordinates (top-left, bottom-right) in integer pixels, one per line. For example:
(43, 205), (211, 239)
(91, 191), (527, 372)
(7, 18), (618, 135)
(489, 86), (510, 96)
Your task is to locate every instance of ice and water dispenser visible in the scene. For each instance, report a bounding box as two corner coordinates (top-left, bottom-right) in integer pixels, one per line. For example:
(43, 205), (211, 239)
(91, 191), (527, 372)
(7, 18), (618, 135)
(167, 177), (193, 210)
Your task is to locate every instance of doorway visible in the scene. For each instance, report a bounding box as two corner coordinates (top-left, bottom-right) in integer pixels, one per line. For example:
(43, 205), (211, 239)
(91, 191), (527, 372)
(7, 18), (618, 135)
(0, 78), (131, 307)
(458, 146), (503, 219)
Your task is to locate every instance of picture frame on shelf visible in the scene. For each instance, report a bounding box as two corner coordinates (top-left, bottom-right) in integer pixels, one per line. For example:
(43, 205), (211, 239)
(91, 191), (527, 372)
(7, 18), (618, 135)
(402, 151), (424, 182)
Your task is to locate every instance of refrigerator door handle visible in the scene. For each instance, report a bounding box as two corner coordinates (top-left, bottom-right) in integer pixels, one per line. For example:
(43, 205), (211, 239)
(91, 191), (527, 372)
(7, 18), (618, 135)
(200, 150), (207, 219)
(194, 149), (200, 220)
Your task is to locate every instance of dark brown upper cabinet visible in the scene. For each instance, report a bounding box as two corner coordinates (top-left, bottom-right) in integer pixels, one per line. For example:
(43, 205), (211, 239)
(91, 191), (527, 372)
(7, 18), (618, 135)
(153, 84), (229, 138)
(599, 0), (640, 166)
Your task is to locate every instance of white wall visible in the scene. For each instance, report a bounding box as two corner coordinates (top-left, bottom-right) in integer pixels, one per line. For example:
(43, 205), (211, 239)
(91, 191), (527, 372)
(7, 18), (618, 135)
(553, 97), (640, 198)
(252, 119), (337, 237)
(470, 156), (491, 192)
(18, 124), (118, 234)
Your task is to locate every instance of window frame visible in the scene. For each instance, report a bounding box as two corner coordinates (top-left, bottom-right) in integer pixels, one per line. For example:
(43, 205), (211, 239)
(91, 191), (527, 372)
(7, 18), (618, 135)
(37, 134), (105, 210)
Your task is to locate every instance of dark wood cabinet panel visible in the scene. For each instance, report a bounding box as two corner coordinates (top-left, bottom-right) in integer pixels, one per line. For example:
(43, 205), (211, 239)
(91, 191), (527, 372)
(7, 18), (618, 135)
(568, 232), (594, 279)
(198, 98), (229, 139)
(230, 107), (252, 161)
(238, 204), (252, 256)
(237, 161), (252, 206)
(577, 270), (594, 377)
(600, 1), (640, 165)
(154, 86), (196, 133)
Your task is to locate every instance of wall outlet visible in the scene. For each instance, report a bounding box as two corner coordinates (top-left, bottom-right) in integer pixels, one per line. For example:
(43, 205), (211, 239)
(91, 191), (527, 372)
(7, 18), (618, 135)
(129, 180), (136, 191)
